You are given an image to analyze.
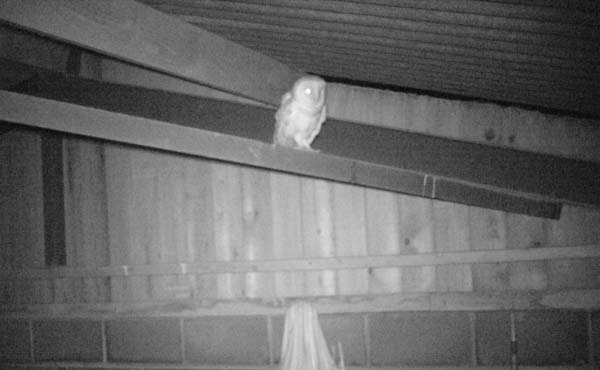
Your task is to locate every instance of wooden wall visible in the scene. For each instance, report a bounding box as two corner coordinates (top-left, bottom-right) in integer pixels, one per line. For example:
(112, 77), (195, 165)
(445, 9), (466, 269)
(1, 114), (599, 306)
(1, 41), (599, 308)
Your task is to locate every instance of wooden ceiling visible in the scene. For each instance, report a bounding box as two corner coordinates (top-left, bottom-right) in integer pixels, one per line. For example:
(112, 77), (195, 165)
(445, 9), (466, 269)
(137, 0), (600, 119)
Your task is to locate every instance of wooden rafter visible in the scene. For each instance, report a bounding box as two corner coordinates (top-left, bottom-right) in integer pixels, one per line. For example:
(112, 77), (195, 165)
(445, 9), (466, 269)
(6, 71), (600, 214)
(0, 83), (564, 218)
(0, 0), (302, 105)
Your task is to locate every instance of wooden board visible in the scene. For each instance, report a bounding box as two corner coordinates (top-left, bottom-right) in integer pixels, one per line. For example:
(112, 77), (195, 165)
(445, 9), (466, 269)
(270, 172), (304, 297)
(366, 189), (401, 294)
(0, 87), (565, 218)
(302, 179), (336, 295)
(211, 163), (244, 299)
(334, 183), (368, 295)
(434, 201), (472, 292)
(62, 138), (110, 303)
(0, 0), (301, 105)
(240, 167), (274, 298)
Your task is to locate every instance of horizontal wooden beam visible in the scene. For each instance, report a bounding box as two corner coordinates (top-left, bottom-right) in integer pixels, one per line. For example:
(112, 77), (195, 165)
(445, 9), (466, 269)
(1, 289), (598, 318)
(0, 364), (589, 370)
(0, 363), (587, 370)
(0, 0), (301, 105)
(1, 245), (598, 281)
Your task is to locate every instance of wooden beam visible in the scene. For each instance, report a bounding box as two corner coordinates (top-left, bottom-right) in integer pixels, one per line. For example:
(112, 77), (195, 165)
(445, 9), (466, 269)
(1, 289), (599, 318)
(0, 0), (302, 105)
(0, 363), (588, 370)
(0, 86), (564, 218)
(1, 245), (598, 280)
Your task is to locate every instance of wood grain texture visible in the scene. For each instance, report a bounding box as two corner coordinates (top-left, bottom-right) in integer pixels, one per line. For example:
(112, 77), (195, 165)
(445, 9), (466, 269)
(63, 138), (110, 303)
(334, 183), (368, 295)
(301, 179), (336, 296)
(3, 81), (568, 217)
(104, 144), (150, 301)
(434, 201), (472, 292)
(0, 130), (47, 304)
(366, 189), (401, 294)
(0, 0), (301, 105)
(212, 163), (244, 299)
(240, 167), (274, 298)
(270, 172), (304, 297)
(399, 196), (435, 292)
(2, 289), (600, 319)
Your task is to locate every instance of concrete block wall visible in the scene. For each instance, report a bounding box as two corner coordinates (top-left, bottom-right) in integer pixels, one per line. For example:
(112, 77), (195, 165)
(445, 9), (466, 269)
(1, 310), (598, 369)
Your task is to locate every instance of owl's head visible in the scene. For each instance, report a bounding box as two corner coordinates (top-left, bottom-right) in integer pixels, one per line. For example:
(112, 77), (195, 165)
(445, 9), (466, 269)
(292, 75), (326, 107)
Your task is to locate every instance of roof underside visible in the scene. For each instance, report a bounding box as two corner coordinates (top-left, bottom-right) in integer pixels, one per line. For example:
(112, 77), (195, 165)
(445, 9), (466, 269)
(138, 0), (600, 118)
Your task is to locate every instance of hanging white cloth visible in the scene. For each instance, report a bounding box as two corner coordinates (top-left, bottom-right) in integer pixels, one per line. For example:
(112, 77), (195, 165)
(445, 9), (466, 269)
(280, 302), (344, 370)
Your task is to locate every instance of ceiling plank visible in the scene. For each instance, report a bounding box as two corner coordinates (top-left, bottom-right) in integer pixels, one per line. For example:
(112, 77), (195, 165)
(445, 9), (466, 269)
(0, 84), (562, 219)
(0, 0), (302, 105)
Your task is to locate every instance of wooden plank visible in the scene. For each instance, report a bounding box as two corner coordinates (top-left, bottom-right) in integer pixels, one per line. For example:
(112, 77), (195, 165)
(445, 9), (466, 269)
(366, 189), (402, 293)
(0, 363), (588, 370)
(505, 213), (550, 290)
(0, 0), (301, 105)
(270, 172), (304, 297)
(240, 167), (274, 298)
(211, 163), (244, 299)
(399, 196), (435, 292)
(0, 89), (564, 219)
(63, 138), (110, 303)
(41, 132), (66, 267)
(546, 205), (600, 290)
(147, 151), (188, 300)
(4, 244), (598, 281)
(104, 144), (150, 301)
(469, 207), (509, 292)
(301, 179), (336, 296)
(8, 74), (594, 210)
(182, 157), (217, 300)
(334, 183), (368, 295)
(433, 201), (472, 292)
(0, 129), (49, 305)
(1, 289), (600, 318)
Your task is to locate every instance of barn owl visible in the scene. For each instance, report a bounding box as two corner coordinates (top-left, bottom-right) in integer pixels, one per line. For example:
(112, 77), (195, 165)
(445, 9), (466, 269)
(273, 76), (327, 150)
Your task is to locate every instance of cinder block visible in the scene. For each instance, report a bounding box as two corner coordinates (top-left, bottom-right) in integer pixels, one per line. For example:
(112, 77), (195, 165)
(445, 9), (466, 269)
(33, 319), (102, 361)
(184, 316), (269, 365)
(369, 311), (471, 366)
(0, 319), (30, 362)
(272, 313), (366, 366)
(517, 310), (587, 365)
(475, 311), (511, 365)
(106, 318), (181, 363)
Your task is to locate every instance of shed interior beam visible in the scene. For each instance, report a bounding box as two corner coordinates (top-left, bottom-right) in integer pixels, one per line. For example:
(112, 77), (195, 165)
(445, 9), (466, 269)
(0, 82), (564, 218)
(0, 0), (302, 105)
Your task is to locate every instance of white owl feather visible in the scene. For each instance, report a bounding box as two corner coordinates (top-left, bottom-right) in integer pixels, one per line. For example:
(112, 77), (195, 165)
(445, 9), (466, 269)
(273, 76), (327, 150)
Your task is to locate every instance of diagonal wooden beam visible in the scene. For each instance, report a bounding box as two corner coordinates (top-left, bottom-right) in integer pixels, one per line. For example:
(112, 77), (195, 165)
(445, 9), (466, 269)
(9, 73), (600, 211)
(0, 85), (562, 218)
(0, 0), (302, 105)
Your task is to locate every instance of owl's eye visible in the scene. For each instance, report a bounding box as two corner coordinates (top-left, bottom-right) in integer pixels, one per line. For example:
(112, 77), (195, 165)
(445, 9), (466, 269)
(304, 88), (312, 95)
